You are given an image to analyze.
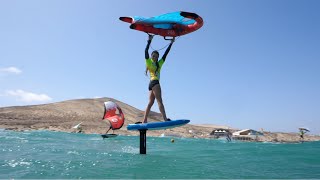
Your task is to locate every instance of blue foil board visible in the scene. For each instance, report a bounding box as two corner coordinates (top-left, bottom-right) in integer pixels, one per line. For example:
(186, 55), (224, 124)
(127, 119), (190, 131)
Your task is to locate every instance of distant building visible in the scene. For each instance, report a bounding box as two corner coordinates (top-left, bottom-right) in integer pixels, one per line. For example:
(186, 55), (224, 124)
(232, 129), (263, 141)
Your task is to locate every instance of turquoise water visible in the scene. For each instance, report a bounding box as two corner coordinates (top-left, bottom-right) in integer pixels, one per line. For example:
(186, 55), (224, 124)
(1, 129), (319, 179)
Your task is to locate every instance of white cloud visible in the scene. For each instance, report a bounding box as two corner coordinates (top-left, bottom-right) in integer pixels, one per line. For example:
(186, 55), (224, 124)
(0, 67), (22, 74)
(5, 90), (52, 103)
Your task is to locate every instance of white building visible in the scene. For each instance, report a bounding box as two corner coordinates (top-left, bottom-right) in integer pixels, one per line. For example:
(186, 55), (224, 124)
(232, 129), (263, 141)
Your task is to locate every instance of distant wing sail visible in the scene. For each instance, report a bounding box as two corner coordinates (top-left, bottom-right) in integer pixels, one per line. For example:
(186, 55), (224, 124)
(299, 127), (310, 132)
(103, 101), (125, 130)
(72, 122), (83, 129)
(120, 11), (203, 37)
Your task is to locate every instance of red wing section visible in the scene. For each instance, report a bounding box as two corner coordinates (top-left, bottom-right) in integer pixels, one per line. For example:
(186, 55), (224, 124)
(103, 101), (125, 130)
(119, 17), (133, 23)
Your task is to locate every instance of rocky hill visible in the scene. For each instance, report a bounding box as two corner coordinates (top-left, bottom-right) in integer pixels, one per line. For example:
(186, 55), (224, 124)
(0, 98), (216, 138)
(1, 97), (319, 142)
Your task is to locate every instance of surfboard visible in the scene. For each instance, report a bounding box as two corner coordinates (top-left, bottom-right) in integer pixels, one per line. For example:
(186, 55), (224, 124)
(101, 134), (118, 139)
(127, 119), (190, 131)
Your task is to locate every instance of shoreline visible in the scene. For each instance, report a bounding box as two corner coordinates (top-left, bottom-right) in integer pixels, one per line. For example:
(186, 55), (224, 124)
(1, 98), (319, 143)
(1, 125), (319, 143)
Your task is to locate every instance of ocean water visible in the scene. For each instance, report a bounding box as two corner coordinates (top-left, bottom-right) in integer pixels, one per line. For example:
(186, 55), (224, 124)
(1, 129), (319, 179)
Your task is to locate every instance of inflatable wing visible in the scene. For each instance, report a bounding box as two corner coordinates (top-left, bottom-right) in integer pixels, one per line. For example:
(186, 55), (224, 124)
(120, 11), (203, 37)
(299, 127), (310, 132)
(103, 101), (125, 130)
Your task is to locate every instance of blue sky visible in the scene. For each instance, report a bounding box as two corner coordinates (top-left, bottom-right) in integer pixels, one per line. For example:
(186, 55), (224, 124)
(1, 0), (319, 134)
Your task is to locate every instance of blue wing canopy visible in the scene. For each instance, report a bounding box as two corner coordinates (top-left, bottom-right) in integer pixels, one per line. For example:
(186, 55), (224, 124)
(133, 11), (196, 29)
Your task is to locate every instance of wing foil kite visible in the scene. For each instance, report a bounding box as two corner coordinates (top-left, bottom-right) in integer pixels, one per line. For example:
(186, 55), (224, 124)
(299, 127), (310, 132)
(102, 101), (125, 130)
(120, 11), (203, 37)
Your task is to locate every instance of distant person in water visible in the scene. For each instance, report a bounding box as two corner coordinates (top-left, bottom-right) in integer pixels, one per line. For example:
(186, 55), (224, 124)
(299, 128), (310, 142)
(142, 35), (175, 123)
(299, 129), (305, 142)
(226, 131), (232, 142)
(77, 126), (83, 133)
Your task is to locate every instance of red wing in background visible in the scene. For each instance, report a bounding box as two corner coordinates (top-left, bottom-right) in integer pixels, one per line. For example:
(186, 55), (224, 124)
(103, 101), (125, 130)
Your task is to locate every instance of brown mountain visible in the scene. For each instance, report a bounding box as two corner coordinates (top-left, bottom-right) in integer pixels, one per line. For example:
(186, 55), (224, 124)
(0, 97), (215, 138)
(1, 97), (319, 142)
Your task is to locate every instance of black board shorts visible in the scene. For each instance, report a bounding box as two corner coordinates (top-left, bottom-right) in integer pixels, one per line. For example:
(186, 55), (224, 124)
(148, 80), (160, 91)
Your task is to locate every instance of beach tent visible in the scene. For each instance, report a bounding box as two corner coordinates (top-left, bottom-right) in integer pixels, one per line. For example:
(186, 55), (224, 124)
(210, 129), (230, 136)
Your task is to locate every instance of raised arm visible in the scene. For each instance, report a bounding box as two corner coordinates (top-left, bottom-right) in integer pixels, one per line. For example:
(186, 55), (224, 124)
(162, 37), (175, 61)
(145, 35), (153, 59)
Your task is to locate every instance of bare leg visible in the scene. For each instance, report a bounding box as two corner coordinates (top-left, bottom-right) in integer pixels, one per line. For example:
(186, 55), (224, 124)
(143, 90), (155, 123)
(152, 84), (168, 121)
